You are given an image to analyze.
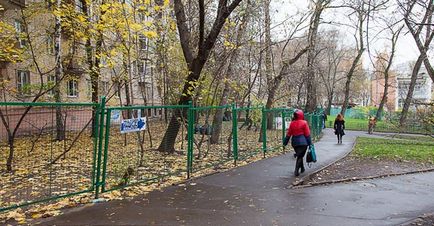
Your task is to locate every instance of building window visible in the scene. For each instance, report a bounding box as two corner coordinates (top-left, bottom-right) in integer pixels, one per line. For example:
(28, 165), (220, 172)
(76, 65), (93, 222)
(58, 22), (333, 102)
(101, 81), (109, 95)
(47, 75), (55, 95)
(46, 34), (55, 54)
(67, 79), (78, 97)
(14, 20), (27, 48)
(75, 0), (83, 12)
(139, 35), (148, 50)
(17, 70), (30, 94)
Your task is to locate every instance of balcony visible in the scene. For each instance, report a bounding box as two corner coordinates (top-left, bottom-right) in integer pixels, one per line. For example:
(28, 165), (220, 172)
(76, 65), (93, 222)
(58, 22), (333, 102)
(3, 0), (26, 10)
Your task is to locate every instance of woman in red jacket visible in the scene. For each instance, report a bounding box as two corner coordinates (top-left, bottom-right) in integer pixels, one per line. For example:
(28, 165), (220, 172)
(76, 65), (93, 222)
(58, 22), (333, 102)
(283, 109), (312, 176)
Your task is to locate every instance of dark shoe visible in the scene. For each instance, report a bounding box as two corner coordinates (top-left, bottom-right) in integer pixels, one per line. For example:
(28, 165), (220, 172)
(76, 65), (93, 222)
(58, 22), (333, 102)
(294, 170), (299, 177)
(300, 167), (305, 174)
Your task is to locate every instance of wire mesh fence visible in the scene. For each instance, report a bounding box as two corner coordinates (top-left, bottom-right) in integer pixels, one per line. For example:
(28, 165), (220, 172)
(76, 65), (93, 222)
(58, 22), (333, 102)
(0, 100), (326, 213)
(189, 105), (233, 173)
(101, 106), (189, 192)
(263, 109), (292, 153)
(0, 102), (98, 212)
(235, 106), (263, 161)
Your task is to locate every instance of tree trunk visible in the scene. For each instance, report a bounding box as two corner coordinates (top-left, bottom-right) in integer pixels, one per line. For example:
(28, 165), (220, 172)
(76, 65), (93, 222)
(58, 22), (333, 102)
(399, 55), (424, 127)
(305, 0), (328, 112)
(341, 49), (364, 116)
(375, 75), (388, 120)
(6, 136), (14, 172)
(326, 90), (333, 115)
(210, 0), (251, 144)
(157, 0), (242, 152)
(54, 0), (65, 141)
(81, 0), (102, 135)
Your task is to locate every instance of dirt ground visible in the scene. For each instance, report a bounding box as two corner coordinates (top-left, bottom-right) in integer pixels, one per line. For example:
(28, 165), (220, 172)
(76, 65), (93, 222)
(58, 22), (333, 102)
(304, 156), (434, 185)
(300, 153), (434, 226)
(402, 213), (434, 226)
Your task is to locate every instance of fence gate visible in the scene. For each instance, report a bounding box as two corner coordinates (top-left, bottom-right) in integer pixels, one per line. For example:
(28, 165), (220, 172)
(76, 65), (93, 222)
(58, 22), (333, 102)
(0, 102), (100, 212)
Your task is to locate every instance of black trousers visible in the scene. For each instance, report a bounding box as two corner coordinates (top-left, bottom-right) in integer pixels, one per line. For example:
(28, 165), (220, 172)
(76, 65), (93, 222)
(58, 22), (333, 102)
(337, 134), (343, 142)
(294, 145), (308, 172)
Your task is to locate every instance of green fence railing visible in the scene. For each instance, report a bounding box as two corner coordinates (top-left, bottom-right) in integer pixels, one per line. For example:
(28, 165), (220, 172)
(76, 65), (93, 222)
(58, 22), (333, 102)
(0, 101), (101, 212)
(0, 99), (325, 213)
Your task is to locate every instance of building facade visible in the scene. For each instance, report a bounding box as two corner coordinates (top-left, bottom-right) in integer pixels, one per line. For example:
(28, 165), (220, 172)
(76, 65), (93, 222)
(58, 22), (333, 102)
(396, 65), (433, 110)
(0, 0), (162, 110)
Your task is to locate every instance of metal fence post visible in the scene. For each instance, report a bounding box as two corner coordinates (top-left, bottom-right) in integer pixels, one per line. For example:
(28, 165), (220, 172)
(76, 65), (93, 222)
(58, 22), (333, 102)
(262, 106), (267, 158)
(101, 109), (111, 193)
(187, 101), (193, 178)
(232, 103), (238, 165)
(94, 96), (106, 199)
(281, 110), (286, 144)
(91, 100), (101, 191)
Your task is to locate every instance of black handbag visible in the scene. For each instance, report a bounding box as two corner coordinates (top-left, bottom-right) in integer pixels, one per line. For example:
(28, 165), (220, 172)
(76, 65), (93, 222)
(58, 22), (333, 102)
(306, 145), (317, 166)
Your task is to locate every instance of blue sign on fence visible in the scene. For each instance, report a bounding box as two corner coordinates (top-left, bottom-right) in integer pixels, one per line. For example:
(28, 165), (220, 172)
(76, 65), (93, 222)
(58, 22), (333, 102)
(120, 117), (147, 133)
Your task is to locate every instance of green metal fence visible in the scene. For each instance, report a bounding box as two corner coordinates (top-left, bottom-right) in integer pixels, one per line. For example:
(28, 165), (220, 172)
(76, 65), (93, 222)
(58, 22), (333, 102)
(235, 106), (263, 162)
(98, 104), (190, 194)
(0, 100), (325, 213)
(0, 102), (100, 212)
(188, 105), (233, 173)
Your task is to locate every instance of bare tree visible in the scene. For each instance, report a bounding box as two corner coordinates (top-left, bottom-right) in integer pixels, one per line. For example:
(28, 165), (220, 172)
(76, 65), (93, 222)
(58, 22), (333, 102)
(210, 0), (252, 144)
(398, 0), (434, 126)
(305, 0), (331, 112)
(375, 23), (404, 119)
(157, 0), (243, 153)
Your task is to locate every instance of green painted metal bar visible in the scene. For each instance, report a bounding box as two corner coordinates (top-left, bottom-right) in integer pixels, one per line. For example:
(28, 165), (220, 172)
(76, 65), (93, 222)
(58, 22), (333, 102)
(90, 102), (101, 190)
(232, 103), (238, 165)
(94, 96), (106, 199)
(0, 102), (99, 107)
(0, 189), (93, 213)
(187, 102), (193, 178)
(235, 106), (263, 111)
(281, 111), (286, 144)
(261, 106), (267, 158)
(101, 109), (112, 193)
(106, 104), (190, 110)
(191, 105), (231, 111)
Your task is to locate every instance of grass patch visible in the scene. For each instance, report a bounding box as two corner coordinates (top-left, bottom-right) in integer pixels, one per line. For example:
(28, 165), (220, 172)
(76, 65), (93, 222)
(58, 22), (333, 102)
(353, 137), (434, 163)
(385, 134), (434, 143)
(326, 117), (430, 134)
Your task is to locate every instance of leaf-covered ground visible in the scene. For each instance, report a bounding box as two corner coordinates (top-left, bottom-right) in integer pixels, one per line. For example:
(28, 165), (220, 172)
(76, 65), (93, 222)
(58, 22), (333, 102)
(300, 135), (434, 186)
(0, 119), (286, 224)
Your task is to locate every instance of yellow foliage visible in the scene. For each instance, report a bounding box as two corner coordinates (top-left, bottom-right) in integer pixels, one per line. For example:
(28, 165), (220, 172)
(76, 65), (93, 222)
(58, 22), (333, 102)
(130, 23), (143, 32)
(143, 31), (158, 38)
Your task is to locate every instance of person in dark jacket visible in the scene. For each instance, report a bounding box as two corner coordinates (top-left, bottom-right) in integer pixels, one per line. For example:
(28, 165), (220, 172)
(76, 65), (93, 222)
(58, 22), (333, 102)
(283, 110), (312, 176)
(334, 114), (345, 144)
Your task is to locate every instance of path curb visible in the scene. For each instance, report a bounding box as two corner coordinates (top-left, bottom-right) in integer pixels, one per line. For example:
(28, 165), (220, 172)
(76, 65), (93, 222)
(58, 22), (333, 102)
(290, 138), (358, 188)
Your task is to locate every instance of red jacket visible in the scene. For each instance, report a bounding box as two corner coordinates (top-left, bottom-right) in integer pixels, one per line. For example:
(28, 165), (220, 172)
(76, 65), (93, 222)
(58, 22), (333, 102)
(285, 110), (312, 147)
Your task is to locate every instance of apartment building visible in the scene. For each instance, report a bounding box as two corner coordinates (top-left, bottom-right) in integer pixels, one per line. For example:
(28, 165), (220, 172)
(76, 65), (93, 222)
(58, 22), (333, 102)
(396, 64), (433, 110)
(0, 0), (162, 110)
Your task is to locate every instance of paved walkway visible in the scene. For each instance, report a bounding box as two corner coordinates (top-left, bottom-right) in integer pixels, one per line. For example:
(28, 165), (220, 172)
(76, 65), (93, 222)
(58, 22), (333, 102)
(38, 129), (434, 225)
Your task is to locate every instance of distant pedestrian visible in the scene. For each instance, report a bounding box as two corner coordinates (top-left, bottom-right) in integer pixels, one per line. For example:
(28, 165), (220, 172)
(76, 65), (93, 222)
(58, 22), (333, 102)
(322, 111), (328, 129)
(283, 109), (312, 176)
(368, 116), (377, 134)
(334, 114), (345, 144)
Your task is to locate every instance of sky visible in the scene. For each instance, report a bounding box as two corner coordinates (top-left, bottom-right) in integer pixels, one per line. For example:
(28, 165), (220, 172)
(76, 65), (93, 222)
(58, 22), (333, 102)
(270, 0), (432, 74)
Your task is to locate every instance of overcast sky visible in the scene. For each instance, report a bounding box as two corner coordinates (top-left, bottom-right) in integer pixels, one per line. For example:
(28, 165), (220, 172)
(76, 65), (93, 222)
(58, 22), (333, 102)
(270, 0), (431, 73)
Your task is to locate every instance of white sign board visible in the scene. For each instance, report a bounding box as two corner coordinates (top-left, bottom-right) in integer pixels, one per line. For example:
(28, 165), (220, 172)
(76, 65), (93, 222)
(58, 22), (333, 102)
(111, 110), (121, 124)
(120, 117), (147, 133)
(275, 117), (290, 130)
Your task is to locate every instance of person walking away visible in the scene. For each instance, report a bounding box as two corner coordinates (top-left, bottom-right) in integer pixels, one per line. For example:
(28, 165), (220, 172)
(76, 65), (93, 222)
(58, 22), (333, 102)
(368, 116), (377, 134)
(323, 111), (328, 129)
(283, 110), (312, 176)
(334, 114), (345, 144)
